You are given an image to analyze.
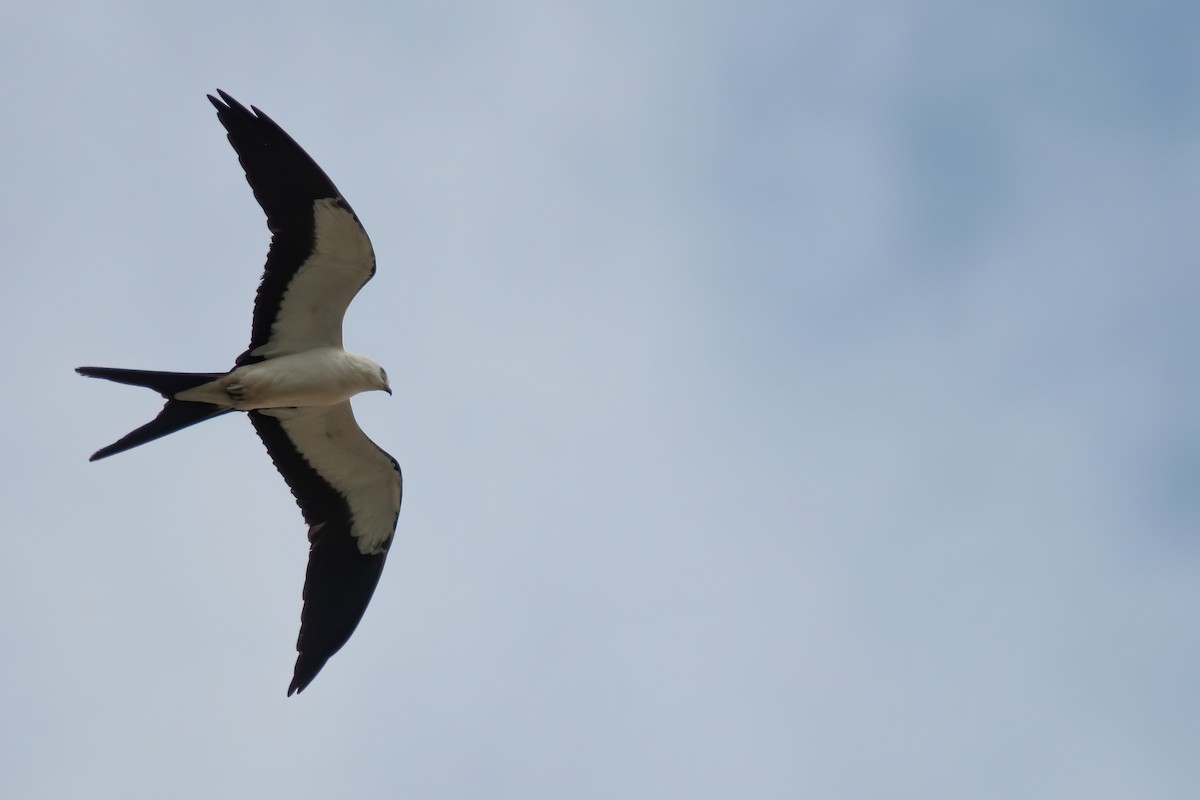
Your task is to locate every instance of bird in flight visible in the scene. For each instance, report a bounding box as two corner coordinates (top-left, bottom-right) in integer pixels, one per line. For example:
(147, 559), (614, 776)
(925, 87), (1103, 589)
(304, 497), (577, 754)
(78, 90), (402, 696)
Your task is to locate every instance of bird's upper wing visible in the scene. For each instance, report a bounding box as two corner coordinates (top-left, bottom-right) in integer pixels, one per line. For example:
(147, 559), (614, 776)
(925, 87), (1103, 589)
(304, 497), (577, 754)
(208, 91), (376, 364)
(250, 403), (402, 695)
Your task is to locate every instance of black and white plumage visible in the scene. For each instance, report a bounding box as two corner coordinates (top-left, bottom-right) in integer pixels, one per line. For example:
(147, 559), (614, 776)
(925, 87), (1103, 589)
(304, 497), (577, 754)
(77, 91), (402, 696)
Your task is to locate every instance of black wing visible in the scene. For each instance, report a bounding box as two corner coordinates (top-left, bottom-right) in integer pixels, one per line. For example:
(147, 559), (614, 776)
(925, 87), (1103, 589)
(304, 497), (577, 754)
(250, 406), (401, 695)
(208, 91), (376, 364)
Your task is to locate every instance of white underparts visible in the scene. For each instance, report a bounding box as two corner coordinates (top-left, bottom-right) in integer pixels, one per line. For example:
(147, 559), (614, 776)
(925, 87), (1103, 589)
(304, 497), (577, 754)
(247, 198), (375, 360)
(174, 348), (386, 410)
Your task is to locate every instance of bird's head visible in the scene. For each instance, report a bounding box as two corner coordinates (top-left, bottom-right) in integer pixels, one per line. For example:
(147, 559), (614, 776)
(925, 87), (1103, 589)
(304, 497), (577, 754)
(347, 353), (392, 396)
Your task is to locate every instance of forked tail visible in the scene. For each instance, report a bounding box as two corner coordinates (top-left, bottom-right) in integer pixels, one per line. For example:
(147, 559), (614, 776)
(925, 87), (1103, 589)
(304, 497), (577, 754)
(76, 367), (236, 461)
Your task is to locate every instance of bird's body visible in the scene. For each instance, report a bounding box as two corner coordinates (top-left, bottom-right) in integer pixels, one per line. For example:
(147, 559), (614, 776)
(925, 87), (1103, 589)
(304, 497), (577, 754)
(175, 349), (389, 410)
(78, 91), (402, 696)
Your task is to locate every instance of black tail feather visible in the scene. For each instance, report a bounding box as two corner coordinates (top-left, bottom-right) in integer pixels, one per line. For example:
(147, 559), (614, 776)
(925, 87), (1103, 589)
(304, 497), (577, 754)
(77, 367), (236, 461)
(76, 366), (226, 398)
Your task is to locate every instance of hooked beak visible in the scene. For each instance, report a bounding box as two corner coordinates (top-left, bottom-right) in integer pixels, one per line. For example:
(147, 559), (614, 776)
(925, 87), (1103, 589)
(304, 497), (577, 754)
(384, 385), (393, 396)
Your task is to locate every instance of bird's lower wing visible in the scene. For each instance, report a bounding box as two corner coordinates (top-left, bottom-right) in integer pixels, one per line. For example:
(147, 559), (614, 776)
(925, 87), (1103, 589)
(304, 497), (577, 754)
(249, 403), (402, 695)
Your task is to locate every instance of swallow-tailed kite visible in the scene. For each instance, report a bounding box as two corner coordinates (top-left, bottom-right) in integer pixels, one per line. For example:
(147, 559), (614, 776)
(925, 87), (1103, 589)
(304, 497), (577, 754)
(78, 90), (402, 696)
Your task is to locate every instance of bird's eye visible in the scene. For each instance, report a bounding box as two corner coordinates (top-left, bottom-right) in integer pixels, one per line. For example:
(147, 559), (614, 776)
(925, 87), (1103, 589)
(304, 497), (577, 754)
(380, 368), (389, 382)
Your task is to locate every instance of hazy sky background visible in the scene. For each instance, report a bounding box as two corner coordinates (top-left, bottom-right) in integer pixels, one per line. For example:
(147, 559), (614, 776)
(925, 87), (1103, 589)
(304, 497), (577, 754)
(2, 1), (1197, 797)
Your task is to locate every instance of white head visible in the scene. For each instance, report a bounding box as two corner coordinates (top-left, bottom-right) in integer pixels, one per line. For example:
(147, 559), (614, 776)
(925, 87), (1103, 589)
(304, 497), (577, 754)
(348, 353), (392, 396)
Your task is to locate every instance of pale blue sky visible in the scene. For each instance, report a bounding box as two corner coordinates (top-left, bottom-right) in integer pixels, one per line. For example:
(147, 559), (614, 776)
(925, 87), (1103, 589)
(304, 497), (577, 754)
(1, 1), (1197, 798)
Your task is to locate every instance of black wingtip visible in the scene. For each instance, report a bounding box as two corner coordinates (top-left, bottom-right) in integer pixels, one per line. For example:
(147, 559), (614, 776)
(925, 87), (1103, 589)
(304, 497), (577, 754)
(288, 651), (331, 697)
(208, 89), (251, 118)
(209, 90), (272, 124)
(288, 668), (317, 697)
